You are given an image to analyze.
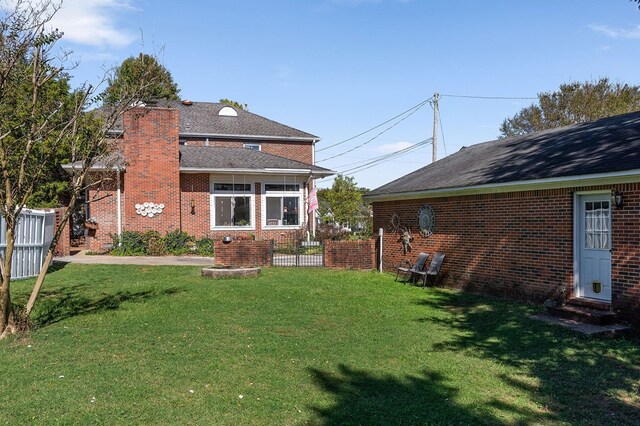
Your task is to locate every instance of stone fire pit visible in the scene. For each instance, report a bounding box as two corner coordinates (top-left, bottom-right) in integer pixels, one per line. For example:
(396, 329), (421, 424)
(201, 266), (261, 278)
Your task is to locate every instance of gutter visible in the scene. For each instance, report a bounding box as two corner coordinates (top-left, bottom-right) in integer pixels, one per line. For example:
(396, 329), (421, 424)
(179, 132), (319, 142)
(180, 167), (334, 178)
(364, 169), (640, 202)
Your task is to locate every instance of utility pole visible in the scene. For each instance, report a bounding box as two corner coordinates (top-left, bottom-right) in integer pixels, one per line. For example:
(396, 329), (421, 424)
(432, 92), (440, 163)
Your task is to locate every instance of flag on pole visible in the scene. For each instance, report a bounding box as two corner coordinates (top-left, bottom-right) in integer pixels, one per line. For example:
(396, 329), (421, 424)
(308, 188), (318, 213)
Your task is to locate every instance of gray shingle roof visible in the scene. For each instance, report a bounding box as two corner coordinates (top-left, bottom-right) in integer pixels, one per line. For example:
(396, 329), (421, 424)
(367, 110), (640, 198)
(64, 147), (335, 177)
(111, 101), (318, 140)
(180, 146), (333, 176)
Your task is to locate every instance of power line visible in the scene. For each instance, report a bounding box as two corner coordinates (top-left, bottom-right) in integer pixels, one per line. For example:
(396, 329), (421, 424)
(317, 138), (432, 184)
(340, 139), (431, 174)
(338, 138), (432, 175)
(316, 97), (432, 153)
(441, 93), (537, 100)
(316, 103), (429, 163)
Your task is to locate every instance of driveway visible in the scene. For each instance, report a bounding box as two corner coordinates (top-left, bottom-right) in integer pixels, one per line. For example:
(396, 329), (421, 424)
(54, 251), (214, 266)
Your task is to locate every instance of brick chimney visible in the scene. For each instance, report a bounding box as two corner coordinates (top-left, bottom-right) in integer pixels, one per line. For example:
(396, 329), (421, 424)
(122, 107), (180, 233)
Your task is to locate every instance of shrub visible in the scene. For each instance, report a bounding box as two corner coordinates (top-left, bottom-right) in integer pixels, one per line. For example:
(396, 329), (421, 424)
(110, 230), (212, 256)
(315, 223), (350, 241)
(195, 237), (214, 256)
(164, 230), (192, 255)
(111, 231), (147, 255)
(146, 234), (167, 256)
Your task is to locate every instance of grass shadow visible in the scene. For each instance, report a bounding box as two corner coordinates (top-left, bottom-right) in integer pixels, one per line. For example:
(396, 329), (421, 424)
(417, 290), (640, 424)
(32, 284), (183, 328)
(307, 363), (544, 425)
(46, 260), (69, 275)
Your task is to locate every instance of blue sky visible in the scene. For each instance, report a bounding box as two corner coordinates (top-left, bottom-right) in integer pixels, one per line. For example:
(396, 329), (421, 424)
(51, 0), (640, 189)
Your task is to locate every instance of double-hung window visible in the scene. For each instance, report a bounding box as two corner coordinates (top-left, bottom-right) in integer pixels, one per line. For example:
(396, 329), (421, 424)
(264, 183), (302, 227)
(211, 181), (253, 228)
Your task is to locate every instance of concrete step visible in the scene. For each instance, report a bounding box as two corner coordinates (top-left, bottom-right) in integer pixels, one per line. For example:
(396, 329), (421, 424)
(566, 297), (612, 311)
(547, 304), (617, 326)
(531, 313), (631, 337)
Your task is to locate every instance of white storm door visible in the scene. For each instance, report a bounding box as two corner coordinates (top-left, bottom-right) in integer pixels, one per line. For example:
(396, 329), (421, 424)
(576, 194), (612, 302)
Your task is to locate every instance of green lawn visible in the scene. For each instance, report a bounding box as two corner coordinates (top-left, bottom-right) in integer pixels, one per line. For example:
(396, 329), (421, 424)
(1, 264), (639, 425)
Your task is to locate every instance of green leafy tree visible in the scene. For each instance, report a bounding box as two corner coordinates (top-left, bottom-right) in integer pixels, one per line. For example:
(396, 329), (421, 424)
(499, 78), (640, 137)
(0, 1), (163, 337)
(103, 53), (180, 105)
(317, 175), (364, 230)
(219, 98), (248, 111)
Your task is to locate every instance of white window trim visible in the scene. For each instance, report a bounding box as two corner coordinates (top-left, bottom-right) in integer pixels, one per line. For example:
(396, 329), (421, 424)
(261, 181), (304, 230)
(210, 176), (255, 231)
(243, 143), (261, 151)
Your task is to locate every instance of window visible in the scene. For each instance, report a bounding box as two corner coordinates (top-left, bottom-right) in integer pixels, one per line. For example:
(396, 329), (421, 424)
(214, 183), (251, 192)
(211, 180), (253, 228)
(243, 143), (261, 151)
(265, 184), (300, 191)
(264, 182), (302, 227)
(584, 201), (610, 250)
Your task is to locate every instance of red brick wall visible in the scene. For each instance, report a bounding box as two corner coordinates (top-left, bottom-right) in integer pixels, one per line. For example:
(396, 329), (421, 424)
(324, 240), (376, 270)
(183, 138), (314, 164)
(610, 183), (640, 322)
(123, 107), (180, 234)
(372, 183), (640, 323)
(52, 207), (70, 256)
(180, 174), (210, 238)
(86, 173), (120, 252)
(214, 240), (272, 267)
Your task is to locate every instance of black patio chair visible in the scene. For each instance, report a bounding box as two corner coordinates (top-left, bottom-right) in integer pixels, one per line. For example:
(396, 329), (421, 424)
(420, 252), (446, 287)
(395, 252), (430, 284)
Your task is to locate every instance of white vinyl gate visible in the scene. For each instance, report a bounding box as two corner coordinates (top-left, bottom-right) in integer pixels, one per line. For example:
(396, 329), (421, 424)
(0, 209), (55, 279)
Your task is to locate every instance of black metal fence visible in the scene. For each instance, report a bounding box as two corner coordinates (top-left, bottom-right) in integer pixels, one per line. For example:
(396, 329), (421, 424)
(272, 232), (324, 267)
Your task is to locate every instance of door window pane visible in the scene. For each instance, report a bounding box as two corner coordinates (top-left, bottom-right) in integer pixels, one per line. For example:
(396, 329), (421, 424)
(584, 200), (610, 250)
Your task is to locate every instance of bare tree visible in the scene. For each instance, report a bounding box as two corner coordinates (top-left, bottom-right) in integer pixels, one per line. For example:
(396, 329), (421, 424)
(0, 1), (158, 338)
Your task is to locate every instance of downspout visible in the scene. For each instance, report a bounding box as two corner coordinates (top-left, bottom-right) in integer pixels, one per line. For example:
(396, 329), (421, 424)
(311, 138), (318, 238)
(116, 169), (122, 246)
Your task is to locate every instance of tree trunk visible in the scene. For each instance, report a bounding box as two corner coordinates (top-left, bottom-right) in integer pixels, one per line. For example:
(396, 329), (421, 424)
(25, 201), (76, 318)
(0, 277), (12, 335)
(0, 229), (16, 338)
(25, 249), (54, 317)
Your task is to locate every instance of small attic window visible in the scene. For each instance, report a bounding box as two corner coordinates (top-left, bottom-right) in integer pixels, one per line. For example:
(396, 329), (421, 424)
(219, 106), (238, 117)
(243, 143), (261, 151)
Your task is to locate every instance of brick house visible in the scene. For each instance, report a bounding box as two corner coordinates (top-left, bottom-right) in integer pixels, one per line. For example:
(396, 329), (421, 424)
(65, 101), (334, 252)
(366, 111), (640, 325)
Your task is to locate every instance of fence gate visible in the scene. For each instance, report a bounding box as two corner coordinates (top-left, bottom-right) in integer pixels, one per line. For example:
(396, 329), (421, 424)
(272, 232), (324, 267)
(0, 209), (55, 279)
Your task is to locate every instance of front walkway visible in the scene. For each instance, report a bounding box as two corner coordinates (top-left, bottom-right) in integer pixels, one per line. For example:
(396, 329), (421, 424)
(54, 251), (214, 266)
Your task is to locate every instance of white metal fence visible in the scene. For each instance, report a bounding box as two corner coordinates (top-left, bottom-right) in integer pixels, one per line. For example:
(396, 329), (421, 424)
(0, 209), (55, 279)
